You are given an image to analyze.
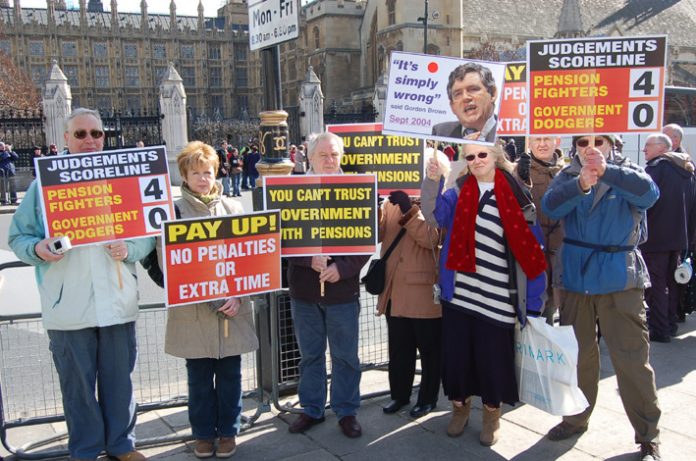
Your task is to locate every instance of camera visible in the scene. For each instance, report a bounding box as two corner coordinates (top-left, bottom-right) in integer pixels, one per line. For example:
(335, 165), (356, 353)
(432, 283), (441, 304)
(675, 258), (693, 284)
(48, 236), (72, 255)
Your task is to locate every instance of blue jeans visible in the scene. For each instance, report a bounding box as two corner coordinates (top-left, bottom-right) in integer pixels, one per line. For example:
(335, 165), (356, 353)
(221, 176), (231, 196)
(231, 173), (241, 196)
(186, 356), (242, 439)
(48, 323), (137, 459)
(290, 298), (361, 419)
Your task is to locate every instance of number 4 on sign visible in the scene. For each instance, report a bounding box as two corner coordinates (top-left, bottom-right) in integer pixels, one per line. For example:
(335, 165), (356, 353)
(629, 68), (660, 98)
(139, 176), (169, 203)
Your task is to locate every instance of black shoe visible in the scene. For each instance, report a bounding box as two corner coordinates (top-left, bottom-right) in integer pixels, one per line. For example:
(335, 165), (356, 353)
(409, 403), (436, 418)
(649, 333), (671, 343)
(288, 413), (325, 433)
(670, 323), (678, 337)
(383, 399), (409, 414)
(640, 441), (661, 461)
(338, 415), (362, 438)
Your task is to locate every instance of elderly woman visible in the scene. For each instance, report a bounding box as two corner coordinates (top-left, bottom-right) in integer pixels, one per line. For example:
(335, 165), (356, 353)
(421, 143), (546, 446)
(157, 141), (259, 458)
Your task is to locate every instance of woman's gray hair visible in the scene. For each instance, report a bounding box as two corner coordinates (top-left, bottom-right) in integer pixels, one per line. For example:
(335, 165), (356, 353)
(65, 108), (103, 131)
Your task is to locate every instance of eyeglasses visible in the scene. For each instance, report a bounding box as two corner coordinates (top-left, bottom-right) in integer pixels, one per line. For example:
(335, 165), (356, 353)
(73, 129), (104, 140)
(576, 138), (605, 148)
(464, 151), (489, 162)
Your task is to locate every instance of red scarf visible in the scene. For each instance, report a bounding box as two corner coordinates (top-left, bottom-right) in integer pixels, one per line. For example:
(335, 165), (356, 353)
(446, 169), (546, 278)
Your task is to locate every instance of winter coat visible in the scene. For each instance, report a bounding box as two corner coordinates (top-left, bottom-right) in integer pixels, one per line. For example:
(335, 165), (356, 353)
(159, 182), (259, 359)
(542, 154), (659, 295)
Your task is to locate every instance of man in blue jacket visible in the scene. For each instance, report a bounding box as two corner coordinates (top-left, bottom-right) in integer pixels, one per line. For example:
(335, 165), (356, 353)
(542, 134), (662, 461)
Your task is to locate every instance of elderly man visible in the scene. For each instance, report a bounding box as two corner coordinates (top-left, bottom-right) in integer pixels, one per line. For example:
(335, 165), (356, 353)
(8, 108), (153, 461)
(286, 131), (370, 438)
(517, 136), (564, 324)
(542, 134), (662, 461)
(663, 123), (687, 154)
(0, 141), (19, 204)
(431, 63), (498, 142)
(640, 133), (695, 342)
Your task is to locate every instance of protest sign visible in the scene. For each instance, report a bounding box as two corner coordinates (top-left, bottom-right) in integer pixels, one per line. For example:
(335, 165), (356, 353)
(327, 123), (423, 196)
(163, 210), (282, 307)
(528, 35), (667, 136)
(36, 146), (174, 246)
(263, 174), (377, 256)
(383, 51), (506, 146)
(498, 62), (527, 136)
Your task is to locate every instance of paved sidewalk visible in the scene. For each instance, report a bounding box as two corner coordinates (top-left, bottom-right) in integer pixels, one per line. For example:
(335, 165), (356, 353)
(0, 315), (694, 461)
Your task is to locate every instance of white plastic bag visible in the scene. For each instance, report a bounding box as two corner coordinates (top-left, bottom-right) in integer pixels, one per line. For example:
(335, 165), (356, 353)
(514, 317), (589, 416)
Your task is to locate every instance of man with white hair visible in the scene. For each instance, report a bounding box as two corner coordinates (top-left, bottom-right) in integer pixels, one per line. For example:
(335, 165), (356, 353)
(663, 123), (687, 154)
(640, 133), (696, 342)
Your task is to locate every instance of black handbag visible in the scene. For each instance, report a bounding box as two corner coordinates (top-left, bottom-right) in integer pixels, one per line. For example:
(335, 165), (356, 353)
(361, 228), (406, 295)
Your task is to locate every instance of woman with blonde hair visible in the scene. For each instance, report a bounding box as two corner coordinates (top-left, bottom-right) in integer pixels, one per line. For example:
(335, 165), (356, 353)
(421, 143), (546, 446)
(158, 141), (259, 458)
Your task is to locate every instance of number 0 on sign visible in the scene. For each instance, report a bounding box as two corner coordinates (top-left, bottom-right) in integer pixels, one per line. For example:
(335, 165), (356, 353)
(527, 35), (667, 136)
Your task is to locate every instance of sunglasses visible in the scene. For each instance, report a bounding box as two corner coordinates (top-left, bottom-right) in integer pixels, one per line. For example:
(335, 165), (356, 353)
(576, 138), (605, 148)
(464, 151), (489, 162)
(73, 129), (104, 140)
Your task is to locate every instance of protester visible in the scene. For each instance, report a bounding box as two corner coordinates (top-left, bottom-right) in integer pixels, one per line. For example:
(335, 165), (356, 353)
(47, 143), (59, 156)
(227, 146), (243, 197)
(286, 131), (370, 438)
(8, 108), (153, 461)
(663, 123), (687, 154)
(293, 144), (307, 174)
(246, 144), (261, 188)
(640, 133), (696, 342)
(542, 134), (662, 461)
(158, 141), (258, 458)
(240, 146), (251, 190)
(0, 141), (19, 204)
(31, 145), (43, 178)
(431, 63), (498, 142)
(421, 143), (546, 446)
(518, 136), (565, 324)
(504, 139), (517, 162)
(378, 190), (441, 419)
(135, 140), (145, 148)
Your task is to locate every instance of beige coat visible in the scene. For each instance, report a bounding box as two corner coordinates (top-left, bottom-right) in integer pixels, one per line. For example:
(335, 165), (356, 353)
(376, 202), (441, 319)
(159, 183), (259, 359)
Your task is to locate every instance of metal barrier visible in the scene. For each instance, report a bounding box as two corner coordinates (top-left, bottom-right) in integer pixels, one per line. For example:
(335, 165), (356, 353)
(0, 262), (392, 457)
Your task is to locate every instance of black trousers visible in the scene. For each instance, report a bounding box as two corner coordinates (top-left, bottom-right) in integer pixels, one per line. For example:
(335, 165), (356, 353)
(386, 303), (442, 405)
(643, 251), (680, 337)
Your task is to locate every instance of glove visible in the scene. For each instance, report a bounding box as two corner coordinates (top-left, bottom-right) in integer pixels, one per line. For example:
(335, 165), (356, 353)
(517, 152), (531, 183)
(388, 190), (412, 214)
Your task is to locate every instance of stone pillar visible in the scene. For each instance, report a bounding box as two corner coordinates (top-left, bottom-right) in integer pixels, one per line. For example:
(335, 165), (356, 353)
(299, 66), (324, 141)
(373, 72), (388, 123)
(159, 62), (188, 185)
(42, 60), (72, 149)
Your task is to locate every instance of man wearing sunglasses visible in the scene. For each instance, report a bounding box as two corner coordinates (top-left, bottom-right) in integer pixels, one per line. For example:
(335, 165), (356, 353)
(542, 134), (662, 461)
(9, 108), (154, 461)
(432, 63), (498, 143)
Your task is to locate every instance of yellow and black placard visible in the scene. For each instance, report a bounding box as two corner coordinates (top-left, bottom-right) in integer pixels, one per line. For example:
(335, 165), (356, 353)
(328, 123), (423, 196)
(263, 174), (378, 256)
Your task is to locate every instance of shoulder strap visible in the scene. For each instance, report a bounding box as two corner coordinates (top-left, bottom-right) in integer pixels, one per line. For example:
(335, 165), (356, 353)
(382, 228), (407, 261)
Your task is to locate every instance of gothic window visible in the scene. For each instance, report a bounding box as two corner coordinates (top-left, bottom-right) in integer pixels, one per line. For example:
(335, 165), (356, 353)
(211, 95), (223, 111)
(234, 46), (247, 62)
(29, 41), (45, 56)
(235, 68), (247, 87)
(182, 67), (196, 87)
(62, 41), (77, 57)
(153, 43), (166, 60)
(95, 66), (110, 88)
(181, 44), (195, 60)
(96, 96), (112, 111)
(387, 0), (396, 26)
(0, 40), (10, 55)
(208, 45), (221, 60)
(124, 66), (140, 87)
(64, 65), (79, 86)
(154, 66), (167, 84)
(313, 27), (320, 49)
(93, 42), (107, 57)
(123, 44), (138, 58)
(209, 67), (222, 87)
(126, 96), (140, 112)
(30, 65), (46, 84)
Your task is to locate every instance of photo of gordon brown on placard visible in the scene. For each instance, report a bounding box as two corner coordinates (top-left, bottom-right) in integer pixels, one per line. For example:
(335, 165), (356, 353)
(383, 51), (506, 146)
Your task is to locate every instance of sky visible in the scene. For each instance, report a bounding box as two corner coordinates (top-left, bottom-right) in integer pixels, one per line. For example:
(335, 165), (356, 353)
(18, 0), (231, 17)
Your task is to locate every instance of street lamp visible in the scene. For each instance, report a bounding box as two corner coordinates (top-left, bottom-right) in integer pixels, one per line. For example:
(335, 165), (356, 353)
(417, 0), (440, 54)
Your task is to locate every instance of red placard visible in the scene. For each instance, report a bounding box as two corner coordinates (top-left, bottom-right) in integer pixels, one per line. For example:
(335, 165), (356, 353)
(36, 146), (173, 246)
(328, 123), (424, 196)
(527, 36), (667, 136)
(498, 62), (527, 136)
(163, 211), (281, 307)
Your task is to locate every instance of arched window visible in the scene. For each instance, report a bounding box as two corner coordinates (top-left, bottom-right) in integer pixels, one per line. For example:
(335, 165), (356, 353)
(313, 27), (320, 49)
